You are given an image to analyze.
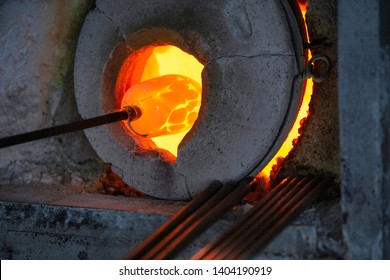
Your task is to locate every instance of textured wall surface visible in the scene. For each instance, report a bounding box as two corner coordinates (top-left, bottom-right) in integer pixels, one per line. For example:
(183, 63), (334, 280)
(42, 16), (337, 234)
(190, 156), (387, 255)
(339, 0), (390, 259)
(0, 0), (346, 259)
(0, 186), (246, 260)
(0, 184), (342, 259)
(74, 0), (305, 200)
(277, 0), (340, 180)
(381, 0), (390, 260)
(0, 0), (103, 187)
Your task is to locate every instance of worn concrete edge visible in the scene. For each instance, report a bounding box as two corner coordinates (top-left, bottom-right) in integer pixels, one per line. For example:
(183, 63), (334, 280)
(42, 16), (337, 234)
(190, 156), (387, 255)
(0, 184), (183, 216)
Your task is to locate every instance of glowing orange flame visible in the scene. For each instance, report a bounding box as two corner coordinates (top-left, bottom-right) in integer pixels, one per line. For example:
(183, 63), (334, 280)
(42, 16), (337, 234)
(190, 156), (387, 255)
(298, 1), (308, 17)
(261, 2), (312, 177)
(119, 45), (204, 158)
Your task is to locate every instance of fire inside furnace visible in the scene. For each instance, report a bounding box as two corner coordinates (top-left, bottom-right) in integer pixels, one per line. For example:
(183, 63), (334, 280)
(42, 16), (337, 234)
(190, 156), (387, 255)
(260, 2), (312, 179)
(119, 45), (204, 159)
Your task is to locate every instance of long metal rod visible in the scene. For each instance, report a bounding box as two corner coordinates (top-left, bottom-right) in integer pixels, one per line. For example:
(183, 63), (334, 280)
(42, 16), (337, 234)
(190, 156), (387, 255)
(140, 180), (242, 259)
(192, 176), (329, 260)
(127, 177), (256, 260)
(231, 178), (329, 259)
(124, 180), (223, 260)
(195, 177), (305, 260)
(224, 177), (320, 259)
(212, 177), (313, 260)
(0, 106), (141, 149)
(151, 177), (257, 260)
(192, 176), (295, 260)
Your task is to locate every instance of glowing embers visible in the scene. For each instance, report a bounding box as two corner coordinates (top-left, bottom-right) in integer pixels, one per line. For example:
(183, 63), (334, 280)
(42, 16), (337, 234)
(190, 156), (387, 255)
(120, 45), (204, 158)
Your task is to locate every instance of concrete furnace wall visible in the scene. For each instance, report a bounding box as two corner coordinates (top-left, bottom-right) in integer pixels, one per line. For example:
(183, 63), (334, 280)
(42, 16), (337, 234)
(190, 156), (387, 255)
(0, 0), (104, 187)
(276, 0), (340, 180)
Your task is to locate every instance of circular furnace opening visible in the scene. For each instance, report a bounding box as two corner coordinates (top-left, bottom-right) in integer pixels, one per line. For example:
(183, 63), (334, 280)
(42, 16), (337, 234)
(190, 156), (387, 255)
(116, 45), (204, 161)
(75, 0), (306, 200)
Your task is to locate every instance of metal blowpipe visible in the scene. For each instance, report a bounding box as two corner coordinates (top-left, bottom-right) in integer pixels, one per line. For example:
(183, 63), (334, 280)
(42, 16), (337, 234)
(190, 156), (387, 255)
(0, 106), (141, 149)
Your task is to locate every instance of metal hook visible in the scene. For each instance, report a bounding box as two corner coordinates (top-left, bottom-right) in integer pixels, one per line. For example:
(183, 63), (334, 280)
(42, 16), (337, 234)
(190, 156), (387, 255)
(301, 54), (331, 83)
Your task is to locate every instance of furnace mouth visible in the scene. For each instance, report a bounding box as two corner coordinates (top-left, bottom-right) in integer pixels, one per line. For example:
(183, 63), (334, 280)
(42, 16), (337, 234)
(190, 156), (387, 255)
(75, 1), (306, 200)
(115, 44), (204, 162)
(100, 28), (207, 163)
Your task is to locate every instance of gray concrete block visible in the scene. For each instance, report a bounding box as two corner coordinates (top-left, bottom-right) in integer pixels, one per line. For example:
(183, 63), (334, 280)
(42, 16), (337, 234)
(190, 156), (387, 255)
(338, 0), (390, 259)
(0, 0), (102, 186)
(0, 184), (343, 259)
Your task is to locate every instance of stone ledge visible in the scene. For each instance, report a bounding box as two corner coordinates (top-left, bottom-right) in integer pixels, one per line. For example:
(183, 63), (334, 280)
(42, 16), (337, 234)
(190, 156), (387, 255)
(0, 185), (342, 259)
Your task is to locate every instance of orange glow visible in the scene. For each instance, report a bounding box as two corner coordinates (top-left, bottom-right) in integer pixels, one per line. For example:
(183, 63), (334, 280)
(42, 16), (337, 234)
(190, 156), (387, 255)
(121, 74), (201, 137)
(298, 2), (308, 17)
(120, 45), (204, 157)
(261, 2), (312, 177)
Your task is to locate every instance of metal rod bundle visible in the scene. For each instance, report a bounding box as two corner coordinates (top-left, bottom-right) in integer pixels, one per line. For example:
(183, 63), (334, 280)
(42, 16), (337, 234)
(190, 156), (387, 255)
(193, 176), (330, 260)
(125, 177), (257, 260)
(0, 106), (141, 149)
(124, 180), (223, 259)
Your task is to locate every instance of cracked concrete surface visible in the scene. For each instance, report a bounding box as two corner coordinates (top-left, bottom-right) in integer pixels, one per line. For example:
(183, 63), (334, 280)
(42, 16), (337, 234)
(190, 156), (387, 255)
(93, 3), (126, 41)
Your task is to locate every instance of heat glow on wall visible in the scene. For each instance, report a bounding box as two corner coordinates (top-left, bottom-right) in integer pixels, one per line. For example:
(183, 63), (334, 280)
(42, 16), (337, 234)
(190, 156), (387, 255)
(261, 2), (313, 177)
(121, 2), (311, 171)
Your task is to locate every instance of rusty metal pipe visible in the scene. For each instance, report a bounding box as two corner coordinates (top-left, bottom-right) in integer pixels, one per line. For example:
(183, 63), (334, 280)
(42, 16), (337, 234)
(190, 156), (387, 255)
(221, 177), (323, 259)
(0, 106), (141, 149)
(232, 178), (329, 259)
(152, 177), (256, 260)
(138, 181), (238, 259)
(124, 180), (223, 260)
(193, 176), (295, 260)
(211, 177), (313, 259)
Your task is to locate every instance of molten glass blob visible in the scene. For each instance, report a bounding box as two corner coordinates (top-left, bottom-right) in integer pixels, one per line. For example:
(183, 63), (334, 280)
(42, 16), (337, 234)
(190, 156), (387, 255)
(121, 74), (201, 138)
(118, 45), (204, 158)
